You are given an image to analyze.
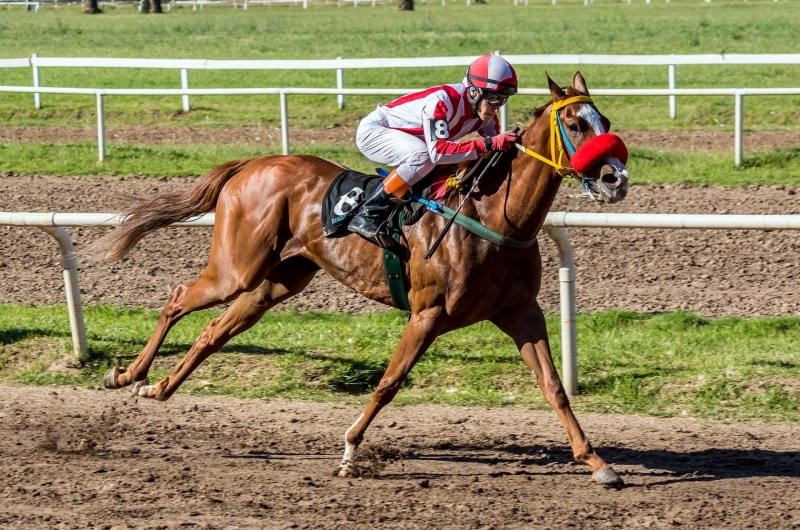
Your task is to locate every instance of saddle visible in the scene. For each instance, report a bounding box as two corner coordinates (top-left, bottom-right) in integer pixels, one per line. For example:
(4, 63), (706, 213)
(321, 158), (491, 238)
(322, 166), (449, 238)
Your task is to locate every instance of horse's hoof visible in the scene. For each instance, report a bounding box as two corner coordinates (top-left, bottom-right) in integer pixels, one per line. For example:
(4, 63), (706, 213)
(103, 367), (124, 389)
(129, 377), (150, 396)
(138, 384), (158, 399)
(336, 463), (358, 478)
(593, 467), (624, 487)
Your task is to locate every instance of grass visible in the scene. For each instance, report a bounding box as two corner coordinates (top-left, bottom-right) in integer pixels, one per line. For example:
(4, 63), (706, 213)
(0, 3), (800, 130)
(1, 305), (798, 422)
(3, 140), (800, 186)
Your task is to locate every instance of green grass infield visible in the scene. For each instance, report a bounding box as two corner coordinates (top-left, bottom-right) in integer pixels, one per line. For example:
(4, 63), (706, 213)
(1, 3), (799, 130)
(1, 305), (798, 422)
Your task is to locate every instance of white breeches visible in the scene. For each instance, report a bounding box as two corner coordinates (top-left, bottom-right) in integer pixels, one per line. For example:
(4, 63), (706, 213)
(356, 108), (435, 186)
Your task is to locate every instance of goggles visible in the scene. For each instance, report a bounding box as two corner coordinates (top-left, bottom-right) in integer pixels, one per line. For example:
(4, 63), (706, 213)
(482, 91), (509, 107)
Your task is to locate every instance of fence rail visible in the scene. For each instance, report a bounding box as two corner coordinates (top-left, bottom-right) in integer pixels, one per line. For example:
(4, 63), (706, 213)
(1, 83), (796, 166)
(3, 52), (800, 165)
(4, 210), (800, 395)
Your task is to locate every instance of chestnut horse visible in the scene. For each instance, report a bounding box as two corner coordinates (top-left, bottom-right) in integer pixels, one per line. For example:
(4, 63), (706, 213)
(98, 73), (629, 485)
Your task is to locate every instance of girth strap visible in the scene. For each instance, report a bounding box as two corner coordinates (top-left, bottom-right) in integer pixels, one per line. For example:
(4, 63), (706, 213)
(382, 209), (411, 312)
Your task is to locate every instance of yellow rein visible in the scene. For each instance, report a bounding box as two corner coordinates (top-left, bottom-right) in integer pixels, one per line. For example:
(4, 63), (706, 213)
(514, 95), (594, 178)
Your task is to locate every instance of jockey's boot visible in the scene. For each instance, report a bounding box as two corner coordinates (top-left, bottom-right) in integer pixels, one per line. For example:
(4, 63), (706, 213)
(348, 169), (410, 248)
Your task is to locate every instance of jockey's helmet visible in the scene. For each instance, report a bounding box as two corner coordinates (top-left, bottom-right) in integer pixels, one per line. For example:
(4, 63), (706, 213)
(465, 54), (518, 114)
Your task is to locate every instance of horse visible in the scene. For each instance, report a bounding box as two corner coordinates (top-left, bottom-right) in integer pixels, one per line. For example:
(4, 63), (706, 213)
(97, 72), (630, 485)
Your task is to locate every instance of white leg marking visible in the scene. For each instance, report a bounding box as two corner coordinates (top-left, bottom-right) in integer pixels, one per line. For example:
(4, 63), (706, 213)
(129, 377), (150, 396)
(341, 413), (364, 467)
(138, 384), (157, 399)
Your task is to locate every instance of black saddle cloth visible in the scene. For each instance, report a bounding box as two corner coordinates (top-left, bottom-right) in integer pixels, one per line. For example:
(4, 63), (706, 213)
(321, 169), (429, 238)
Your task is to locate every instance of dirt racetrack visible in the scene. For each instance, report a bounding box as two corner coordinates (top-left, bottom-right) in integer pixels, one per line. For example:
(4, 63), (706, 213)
(1, 384), (798, 529)
(1, 174), (799, 316)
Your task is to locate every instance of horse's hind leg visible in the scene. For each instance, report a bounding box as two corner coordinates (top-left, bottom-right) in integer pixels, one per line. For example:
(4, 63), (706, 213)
(104, 279), (205, 390)
(138, 259), (318, 401)
(105, 183), (296, 390)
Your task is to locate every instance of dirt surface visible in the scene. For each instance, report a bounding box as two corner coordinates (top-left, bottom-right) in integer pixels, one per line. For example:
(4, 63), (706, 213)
(0, 384), (798, 529)
(3, 125), (800, 152)
(2, 174), (800, 316)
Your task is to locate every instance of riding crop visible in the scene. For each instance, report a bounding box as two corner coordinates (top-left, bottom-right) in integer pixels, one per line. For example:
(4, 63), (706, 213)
(424, 126), (520, 260)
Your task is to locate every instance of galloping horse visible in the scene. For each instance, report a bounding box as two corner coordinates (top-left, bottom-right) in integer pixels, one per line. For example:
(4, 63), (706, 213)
(98, 73), (629, 485)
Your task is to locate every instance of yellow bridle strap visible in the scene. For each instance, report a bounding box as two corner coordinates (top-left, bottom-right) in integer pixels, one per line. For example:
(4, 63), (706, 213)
(550, 95), (594, 168)
(514, 95), (594, 179)
(551, 95), (594, 112)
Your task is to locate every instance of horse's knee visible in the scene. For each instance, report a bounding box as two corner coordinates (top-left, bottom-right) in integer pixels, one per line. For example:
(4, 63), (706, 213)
(542, 380), (570, 409)
(374, 375), (404, 405)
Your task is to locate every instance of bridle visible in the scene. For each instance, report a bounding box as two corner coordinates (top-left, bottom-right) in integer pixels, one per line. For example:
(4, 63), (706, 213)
(514, 95), (603, 202)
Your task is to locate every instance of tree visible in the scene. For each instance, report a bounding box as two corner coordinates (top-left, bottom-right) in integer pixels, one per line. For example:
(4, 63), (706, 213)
(83, 0), (102, 14)
(397, 0), (413, 10)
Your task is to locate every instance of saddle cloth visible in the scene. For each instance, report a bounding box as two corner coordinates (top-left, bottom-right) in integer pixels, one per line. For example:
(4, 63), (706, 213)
(321, 167), (455, 238)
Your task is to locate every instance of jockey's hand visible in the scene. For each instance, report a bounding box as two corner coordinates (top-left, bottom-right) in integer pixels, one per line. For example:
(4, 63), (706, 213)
(484, 132), (519, 153)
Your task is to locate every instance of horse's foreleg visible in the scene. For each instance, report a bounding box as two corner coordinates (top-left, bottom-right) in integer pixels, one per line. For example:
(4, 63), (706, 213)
(337, 307), (444, 477)
(491, 304), (623, 486)
(138, 269), (318, 401)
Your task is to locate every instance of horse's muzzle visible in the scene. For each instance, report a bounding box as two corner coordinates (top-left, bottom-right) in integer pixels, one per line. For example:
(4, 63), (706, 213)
(595, 157), (629, 204)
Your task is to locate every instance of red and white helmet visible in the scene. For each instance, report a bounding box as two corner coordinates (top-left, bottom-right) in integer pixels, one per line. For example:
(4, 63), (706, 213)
(466, 54), (518, 96)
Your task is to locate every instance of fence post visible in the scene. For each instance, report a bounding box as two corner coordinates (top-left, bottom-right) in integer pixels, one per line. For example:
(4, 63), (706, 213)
(303, 0), (308, 7)
(32, 53), (41, 109)
(39, 227), (89, 364)
(735, 90), (744, 167)
(280, 91), (290, 155)
(180, 68), (191, 112)
(544, 227), (578, 397)
(96, 93), (106, 162)
(668, 64), (676, 119)
(337, 57), (345, 110)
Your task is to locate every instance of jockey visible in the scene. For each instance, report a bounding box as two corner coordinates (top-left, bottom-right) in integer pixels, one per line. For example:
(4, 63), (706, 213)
(348, 54), (520, 248)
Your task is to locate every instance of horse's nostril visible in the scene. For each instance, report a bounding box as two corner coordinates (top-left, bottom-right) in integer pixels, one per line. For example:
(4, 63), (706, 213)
(600, 173), (619, 187)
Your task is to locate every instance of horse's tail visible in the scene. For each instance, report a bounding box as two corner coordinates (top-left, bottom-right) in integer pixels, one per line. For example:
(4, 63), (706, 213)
(92, 158), (254, 263)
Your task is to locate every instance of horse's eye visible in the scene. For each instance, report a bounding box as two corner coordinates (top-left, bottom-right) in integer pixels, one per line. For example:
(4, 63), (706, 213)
(568, 123), (579, 133)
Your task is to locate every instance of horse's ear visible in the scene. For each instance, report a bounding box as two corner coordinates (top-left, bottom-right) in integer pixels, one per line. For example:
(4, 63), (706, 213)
(546, 71), (565, 101)
(573, 71), (590, 96)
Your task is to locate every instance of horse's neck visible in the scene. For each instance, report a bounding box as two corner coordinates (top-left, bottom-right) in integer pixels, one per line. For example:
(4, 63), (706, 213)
(478, 112), (561, 242)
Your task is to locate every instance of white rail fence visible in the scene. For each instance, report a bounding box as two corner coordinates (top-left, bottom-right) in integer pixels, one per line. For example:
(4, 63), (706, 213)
(14, 52), (800, 116)
(4, 211), (800, 396)
(3, 0), (789, 9)
(2, 53), (800, 165)
(1, 85), (798, 166)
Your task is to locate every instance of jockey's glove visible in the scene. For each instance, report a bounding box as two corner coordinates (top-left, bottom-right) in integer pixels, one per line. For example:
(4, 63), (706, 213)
(484, 132), (520, 153)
